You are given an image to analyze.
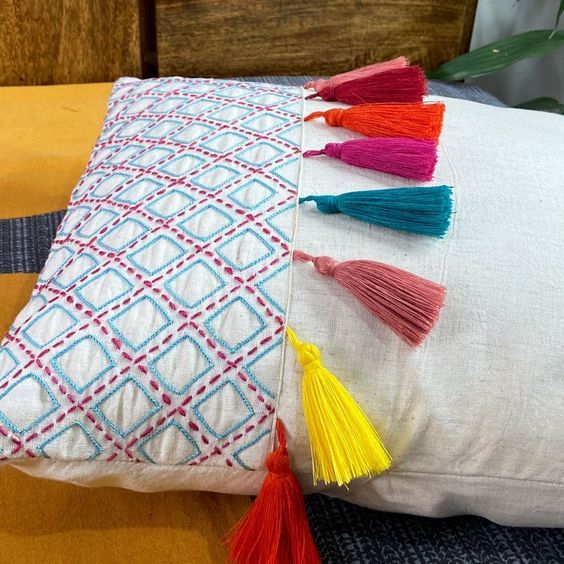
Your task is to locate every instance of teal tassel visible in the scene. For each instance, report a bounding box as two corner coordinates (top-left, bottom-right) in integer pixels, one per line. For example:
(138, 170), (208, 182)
(299, 185), (453, 238)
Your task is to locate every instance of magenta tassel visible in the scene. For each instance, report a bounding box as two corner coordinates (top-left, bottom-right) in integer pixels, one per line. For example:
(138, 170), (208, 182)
(304, 57), (409, 94)
(293, 250), (446, 347)
(303, 138), (438, 181)
(305, 66), (426, 104)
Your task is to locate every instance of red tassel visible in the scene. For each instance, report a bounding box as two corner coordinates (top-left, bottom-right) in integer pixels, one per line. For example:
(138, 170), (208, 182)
(304, 56), (409, 93)
(303, 137), (438, 181)
(305, 102), (445, 142)
(293, 250), (446, 347)
(225, 419), (320, 564)
(305, 66), (427, 104)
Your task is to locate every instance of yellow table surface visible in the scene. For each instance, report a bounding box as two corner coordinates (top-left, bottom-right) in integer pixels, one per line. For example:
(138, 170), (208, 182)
(0, 84), (250, 563)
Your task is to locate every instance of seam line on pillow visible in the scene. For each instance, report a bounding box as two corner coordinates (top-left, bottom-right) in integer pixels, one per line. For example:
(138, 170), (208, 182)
(382, 469), (564, 487)
(271, 85), (306, 451)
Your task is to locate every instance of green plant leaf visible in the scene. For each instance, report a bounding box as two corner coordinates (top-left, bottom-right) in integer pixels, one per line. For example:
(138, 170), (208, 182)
(550, 0), (564, 37)
(514, 97), (564, 114)
(428, 29), (564, 81)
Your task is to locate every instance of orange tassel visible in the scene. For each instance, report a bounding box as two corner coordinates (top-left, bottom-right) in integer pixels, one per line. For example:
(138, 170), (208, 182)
(225, 419), (320, 564)
(305, 102), (445, 141)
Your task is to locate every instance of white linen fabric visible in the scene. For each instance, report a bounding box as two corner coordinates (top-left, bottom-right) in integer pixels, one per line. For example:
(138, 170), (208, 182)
(2, 82), (564, 528)
(278, 94), (564, 527)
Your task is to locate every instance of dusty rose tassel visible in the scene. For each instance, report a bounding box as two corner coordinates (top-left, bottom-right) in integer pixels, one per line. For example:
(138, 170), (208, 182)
(225, 419), (320, 564)
(303, 138), (438, 181)
(306, 66), (426, 104)
(304, 56), (409, 94)
(293, 250), (446, 347)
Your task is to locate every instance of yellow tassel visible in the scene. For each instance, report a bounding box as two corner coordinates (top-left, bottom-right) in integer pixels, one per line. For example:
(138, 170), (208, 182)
(286, 327), (392, 486)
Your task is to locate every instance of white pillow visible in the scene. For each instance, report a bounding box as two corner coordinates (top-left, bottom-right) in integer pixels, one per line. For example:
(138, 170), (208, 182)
(1, 78), (563, 528)
(280, 95), (564, 527)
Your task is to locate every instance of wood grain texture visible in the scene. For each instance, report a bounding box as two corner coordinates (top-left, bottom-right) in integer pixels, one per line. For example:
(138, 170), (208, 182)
(156, 0), (478, 77)
(0, 0), (141, 86)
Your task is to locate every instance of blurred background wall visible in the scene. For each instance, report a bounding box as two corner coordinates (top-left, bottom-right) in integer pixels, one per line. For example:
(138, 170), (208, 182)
(471, 0), (564, 106)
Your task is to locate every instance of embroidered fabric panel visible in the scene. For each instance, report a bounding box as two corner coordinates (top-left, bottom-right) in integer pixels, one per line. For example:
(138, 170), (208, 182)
(0, 78), (301, 470)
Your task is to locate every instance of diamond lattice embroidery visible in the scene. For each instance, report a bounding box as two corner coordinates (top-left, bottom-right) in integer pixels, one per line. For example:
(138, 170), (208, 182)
(0, 77), (301, 469)
(93, 377), (160, 438)
(0, 374), (59, 434)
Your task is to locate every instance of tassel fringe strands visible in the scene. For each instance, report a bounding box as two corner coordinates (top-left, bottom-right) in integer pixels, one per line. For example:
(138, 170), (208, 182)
(303, 138), (438, 181)
(293, 250), (446, 347)
(305, 65), (427, 105)
(286, 327), (392, 486)
(304, 56), (409, 94)
(225, 419), (320, 564)
(304, 102), (445, 142)
(299, 185), (453, 238)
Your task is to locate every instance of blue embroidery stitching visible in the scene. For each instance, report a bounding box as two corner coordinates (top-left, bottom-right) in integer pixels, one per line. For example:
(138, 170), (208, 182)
(51, 335), (116, 393)
(193, 380), (254, 439)
(171, 123), (214, 145)
(108, 296), (172, 352)
(52, 253), (99, 289)
(232, 428), (271, 470)
(242, 338), (282, 400)
(98, 218), (149, 252)
(146, 189), (195, 219)
(127, 235), (184, 276)
(191, 164), (239, 192)
(0, 348), (19, 381)
(236, 141), (284, 167)
(164, 259), (225, 309)
(38, 246), (74, 283)
(114, 178), (163, 204)
(137, 420), (201, 464)
(108, 144), (145, 165)
(199, 131), (247, 154)
(265, 204), (294, 243)
(0, 373), (60, 434)
(242, 113), (289, 134)
(205, 296), (267, 353)
(77, 209), (119, 239)
(216, 228), (275, 271)
(270, 156), (300, 188)
(37, 421), (103, 461)
(130, 147), (174, 168)
(92, 172), (132, 198)
(158, 153), (205, 177)
(207, 104), (253, 123)
(142, 119), (183, 139)
(22, 304), (78, 349)
(228, 179), (276, 210)
(148, 334), (213, 395)
(92, 375), (160, 438)
(255, 263), (288, 314)
(178, 204), (234, 241)
(75, 268), (134, 311)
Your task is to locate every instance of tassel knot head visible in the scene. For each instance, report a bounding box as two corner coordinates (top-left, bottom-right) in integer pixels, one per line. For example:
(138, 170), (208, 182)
(265, 420), (290, 476)
(286, 327), (322, 369)
(323, 142), (342, 159)
(292, 250), (338, 277)
(312, 256), (338, 277)
(299, 194), (340, 214)
(303, 109), (344, 127)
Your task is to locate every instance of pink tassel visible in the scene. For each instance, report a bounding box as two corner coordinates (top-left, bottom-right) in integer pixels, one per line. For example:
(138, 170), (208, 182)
(304, 57), (409, 94)
(303, 138), (438, 181)
(305, 66), (426, 104)
(293, 250), (446, 347)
